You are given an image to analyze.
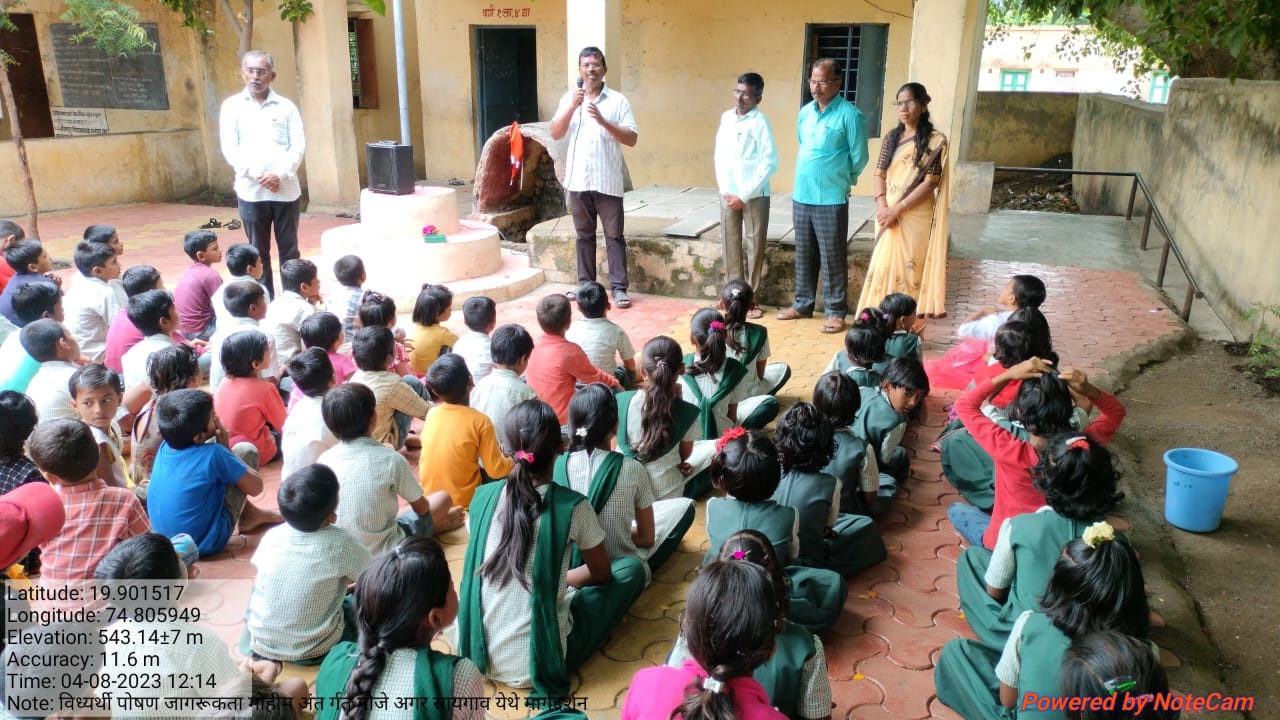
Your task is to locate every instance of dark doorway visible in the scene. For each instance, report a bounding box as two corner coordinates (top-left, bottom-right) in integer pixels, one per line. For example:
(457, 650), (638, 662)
(0, 14), (55, 139)
(474, 27), (537, 157)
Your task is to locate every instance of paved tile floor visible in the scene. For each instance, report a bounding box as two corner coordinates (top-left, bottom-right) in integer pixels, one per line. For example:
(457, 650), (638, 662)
(18, 203), (1186, 718)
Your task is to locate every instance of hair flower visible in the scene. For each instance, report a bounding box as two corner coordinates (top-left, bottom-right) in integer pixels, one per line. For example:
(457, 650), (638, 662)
(1082, 521), (1115, 548)
(422, 225), (437, 235)
(709, 320), (726, 332)
(702, 677), (725, 694)
(729, 287), (741, 298)
(715, 426), (748, 453)
(574, 427), (588, 438)
(514, 450), (535, 464)
(1065, 435), (1090, 451)
(731, 549), (747, 560)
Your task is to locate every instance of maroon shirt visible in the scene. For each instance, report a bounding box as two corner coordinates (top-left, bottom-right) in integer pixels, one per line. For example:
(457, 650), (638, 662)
(173, 262), (223, 335)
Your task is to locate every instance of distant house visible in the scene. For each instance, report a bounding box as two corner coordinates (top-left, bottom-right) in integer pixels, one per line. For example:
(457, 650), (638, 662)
(979, 25), (1172, 102)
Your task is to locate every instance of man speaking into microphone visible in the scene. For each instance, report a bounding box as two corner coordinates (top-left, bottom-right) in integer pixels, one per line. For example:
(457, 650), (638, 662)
(550, 46), (639, 308)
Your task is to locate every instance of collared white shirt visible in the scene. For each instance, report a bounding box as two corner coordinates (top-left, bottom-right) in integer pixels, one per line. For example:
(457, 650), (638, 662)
(558, 83), (637, 197)
(212, 274), (271, 330)
(27, 360), (79, 421)
(219, 88), (305, 202)
(470, 368), (537, 450)
(280, 394), (338, 478)
(64, 275), (127, 362)
(265, 290), (315, 367)
(565, 316), (634, 376)
(714, 107), (778, 200)
(318, 437), (424, 556)
(122, 333), (177, 392)
(207, 315), (278, 391)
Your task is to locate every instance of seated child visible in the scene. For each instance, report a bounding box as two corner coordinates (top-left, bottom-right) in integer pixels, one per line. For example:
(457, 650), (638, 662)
(565, 281), (637, 387)
(214, 330), (288, 465)
(330, 254), (366, 340)
(878, 292), (924, 366)
(172, 230), (224, 342)
(615, 337), (705, 501)
(21, 318), (81, 421)
(280, 348), (338, 478)
(105, 265), (171, 373)
(207, 279), (277, 391)
(360, 291), (419, 378)
(719, 279), (790, 396)
(525, 293), (619, 424)
(70, 363), (130, 488)
(853, 357), (929, 485)
(814, 372), (892, 515)
(452, 295), (495, 383)
(121, 289), (180, 393)
(823, 309), (888, 391)
(350, 326), (430, 448)
(0, 391), (44, 573)
(1059, 631), (1175, 720)
(408, 283), (458, 375)
(457, 399), (645, 697)
(682, 307), (778, 436)
(0, 219), (25, 295)
(131, 344), (201, 489)
(299, 311), (357, 387)
(959, 434), (1125, 650)
(29, 418), (150, 582)
(705, 428), (846, 634)
(265, 258), (320, 369)
(929, 274), (1040, 390)
(317, 383), (459, 554)
(0, 239), (58, 326)
(0, 281), (61, 393)
(246, 465), (372, 666)
(63, 240), (125, 362)
(148, 388), (282, 556)
(315, 537), (485, 719)
(212, 243), (271, 330)
(624, 559), (787, 720)
(666, 530), (832, 720)
(417, 353), (513, 507)
(469, 323), (537, 450)
(82, 223), (124, 256)
(772, 402), (886, 577)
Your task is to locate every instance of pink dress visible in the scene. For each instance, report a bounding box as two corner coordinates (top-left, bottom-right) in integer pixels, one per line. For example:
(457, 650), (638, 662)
(622, 660), (786, 719)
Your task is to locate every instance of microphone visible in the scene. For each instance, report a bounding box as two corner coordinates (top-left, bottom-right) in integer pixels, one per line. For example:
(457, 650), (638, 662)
(577, 77), (584, 90)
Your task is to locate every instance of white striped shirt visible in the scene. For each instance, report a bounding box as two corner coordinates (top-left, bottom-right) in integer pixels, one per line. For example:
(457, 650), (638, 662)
(219, 89), (305, 202)
(559, 84), (637, 196)
(714, 107), (778, 200)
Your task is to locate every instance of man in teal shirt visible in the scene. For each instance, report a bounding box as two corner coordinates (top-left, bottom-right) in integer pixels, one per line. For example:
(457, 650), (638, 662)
(778, 58), (869, 334)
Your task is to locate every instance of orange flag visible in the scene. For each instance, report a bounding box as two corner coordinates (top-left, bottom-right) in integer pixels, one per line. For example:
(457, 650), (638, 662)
(509, 120), (524, 187)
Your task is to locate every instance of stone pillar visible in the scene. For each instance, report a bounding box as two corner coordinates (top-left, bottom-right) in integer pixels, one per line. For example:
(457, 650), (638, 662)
(294, 3), (361, 214)
(909, 0), (987, 162)
(565, 0), (623, 89)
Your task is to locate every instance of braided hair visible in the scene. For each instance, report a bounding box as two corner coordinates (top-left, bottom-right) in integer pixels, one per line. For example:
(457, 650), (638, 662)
(635, 336), (684, 461)
(883, 82), (935, 170)
(719, 279), (754, 354)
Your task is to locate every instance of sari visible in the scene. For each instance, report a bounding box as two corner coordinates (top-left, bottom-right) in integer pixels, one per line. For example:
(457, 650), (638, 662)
(856, 130), (950, 317)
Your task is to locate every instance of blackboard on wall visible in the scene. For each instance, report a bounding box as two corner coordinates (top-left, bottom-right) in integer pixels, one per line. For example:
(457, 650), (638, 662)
(50, 23), (169, 110)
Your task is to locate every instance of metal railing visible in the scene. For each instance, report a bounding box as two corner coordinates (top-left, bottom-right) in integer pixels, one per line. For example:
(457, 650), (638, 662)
(993, 166), (1204, 322)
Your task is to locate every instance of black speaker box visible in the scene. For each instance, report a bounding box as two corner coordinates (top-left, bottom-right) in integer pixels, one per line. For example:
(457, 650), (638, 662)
(367, 141), (415, 195)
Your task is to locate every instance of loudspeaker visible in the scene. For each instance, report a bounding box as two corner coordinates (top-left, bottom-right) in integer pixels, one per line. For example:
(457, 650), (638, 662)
(367, 141), (415, 195)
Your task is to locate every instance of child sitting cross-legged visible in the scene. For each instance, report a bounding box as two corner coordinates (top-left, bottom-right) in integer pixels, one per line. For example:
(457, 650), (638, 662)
(315, 537), (485, 720)
(70, 363), (131, 489)
(172, 230), (224, 343)
(0, 281), (61, 394)
(21, 318), (82, 421)
(878, 292), (925, 366)
(469, 323), (537, 451)
(148, 388), (282, 557)
(207, 279), (277, 392)
(813, 372), (895, 515)
(719, 279), (791, 397)
(565, 281), (637, 387)
(130, 344), (201, 492)
(0, 239), (58, 326)
(299, 311), (357, 387)
(245, 464), (372, 673)
(265, 258), (320, 373)
(452, 295), (496, 383)
(212, 243), (272, 330)
(417, 353), (513, 508)
(121, 289), (181, 393)
(853, 356), (929, 487)
(525, 293), (619, 425)
(823, 316), (887, 392)
(280, 348), (338, 478)
(63, 240), (125, 363)
(318, 383), (460, 555)
(349, 326), (430, 449)
(330, 254), (366, 340)
(682, 307), (778, 436)
(407, 283), (458, 376)
(106, 266), (173, 375)
(214, 330), (287, 467)
(772, 402), (887, 577)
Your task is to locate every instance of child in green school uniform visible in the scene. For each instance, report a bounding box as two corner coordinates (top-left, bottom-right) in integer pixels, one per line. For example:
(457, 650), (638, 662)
(877, 293), (925, 368)
(681, 308), (778, 437)
(720, 280), (792, 398)
(813, 372), (896, 515)
(853, 357), (930, 484)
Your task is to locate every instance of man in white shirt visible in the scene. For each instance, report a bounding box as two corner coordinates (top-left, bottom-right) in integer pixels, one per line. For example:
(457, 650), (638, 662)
(219, 50), (305, 298)
(714, 72), (778, 294)
(549, 47), (639, 308)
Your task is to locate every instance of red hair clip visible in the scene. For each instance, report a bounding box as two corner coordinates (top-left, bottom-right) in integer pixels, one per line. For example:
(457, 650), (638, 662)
(1066, 436), (1089, 451)
(709, 320), (726, 332)
(715, 426), (747, 453)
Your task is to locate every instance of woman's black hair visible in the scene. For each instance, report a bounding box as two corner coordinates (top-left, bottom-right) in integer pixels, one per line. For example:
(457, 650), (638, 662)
(1011, 274), (1047, 310)
(480, 399), (562, 590)
(1009, 306), (1055, 361)
(220, 330), (270, 379)
(0, 391), (38, 459)
(635, 336), (684, 462)
(1007, 373), (1075, 437)
(719, 279), (755, 354)
(843, 324), (886, 367)
(1041, 534), (1149, 640)
(1033, 434), (1124, 521)
(568, 383), (618, 453)
(1059, 631), (1175, 720)
(689, 308), (728, 377)
(710, 430), (781, 503)
(882, 357), (930, 394)
(991, 320), (1037, 368)
(411, 283), (454, 326)
(146, 344), (200, 395)
(812, 372), (860, 427)
(775, 402), (836, 473)
(94, 533), (183, 581)
(675, 560), (783, 720)
(717, 529), (791, 619)
(299, 312), (343, 351)
(883, 82), (934, 171)
(879, 292), (918, 330)
(343, 536), (452, 720)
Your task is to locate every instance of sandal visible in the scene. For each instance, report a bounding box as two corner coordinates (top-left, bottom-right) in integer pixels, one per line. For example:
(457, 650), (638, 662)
(820, 317), (847, 334)
(776, 307), (813, 321)
(747, 306), (764, 319)
(198, 217), (222, 229)
(225, 219), (242, 231)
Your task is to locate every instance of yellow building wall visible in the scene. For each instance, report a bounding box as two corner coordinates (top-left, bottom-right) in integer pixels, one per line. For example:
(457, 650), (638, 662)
(352, 3), (428, 184)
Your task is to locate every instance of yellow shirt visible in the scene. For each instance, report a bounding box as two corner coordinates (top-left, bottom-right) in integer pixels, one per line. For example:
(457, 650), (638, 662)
(408, 323), (459, 375)
(418, 403), (514, 506)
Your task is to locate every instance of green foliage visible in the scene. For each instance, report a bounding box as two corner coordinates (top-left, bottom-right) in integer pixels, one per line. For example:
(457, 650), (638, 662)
(60, 0), (153, 56)
(156, 0), (212, 34)
(1243, 302), (1280, 379)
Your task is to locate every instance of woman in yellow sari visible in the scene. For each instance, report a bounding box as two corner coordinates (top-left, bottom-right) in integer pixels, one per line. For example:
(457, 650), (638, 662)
(856, 82), (950, 317)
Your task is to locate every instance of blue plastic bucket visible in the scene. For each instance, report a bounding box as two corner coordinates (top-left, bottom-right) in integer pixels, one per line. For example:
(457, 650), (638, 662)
(1163, 448), (1238, 532)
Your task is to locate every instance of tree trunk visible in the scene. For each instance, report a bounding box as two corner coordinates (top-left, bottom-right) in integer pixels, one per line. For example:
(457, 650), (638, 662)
(0, 60), (39, 238)
(239, 0), (254, 58)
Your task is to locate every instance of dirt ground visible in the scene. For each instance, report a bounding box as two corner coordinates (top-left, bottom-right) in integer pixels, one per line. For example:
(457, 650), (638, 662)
(1112, 340), (1280, 716)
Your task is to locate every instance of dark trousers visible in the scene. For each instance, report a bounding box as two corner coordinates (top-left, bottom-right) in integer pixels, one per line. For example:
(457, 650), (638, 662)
(238, 198), (301, 297)
(791, 201), (850, 318)
(570, 190), (628, 293)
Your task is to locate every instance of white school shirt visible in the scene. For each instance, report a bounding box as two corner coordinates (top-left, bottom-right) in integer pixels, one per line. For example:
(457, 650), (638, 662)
(264, 290), (315, 367)
(714, 107), (778, 201)
(211, 274), (272, 329)
(121, 333), (177, 392)
(470, 368), (538, 450)
(64, 275), (127, 362)
(219, 88), (305, 203)
(453, 331), (493, 383)
(27, 360), (79, 421)
(206, 316), (278, 391)
(280, 394), (338, 478)
(558, 83), (637, 197)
